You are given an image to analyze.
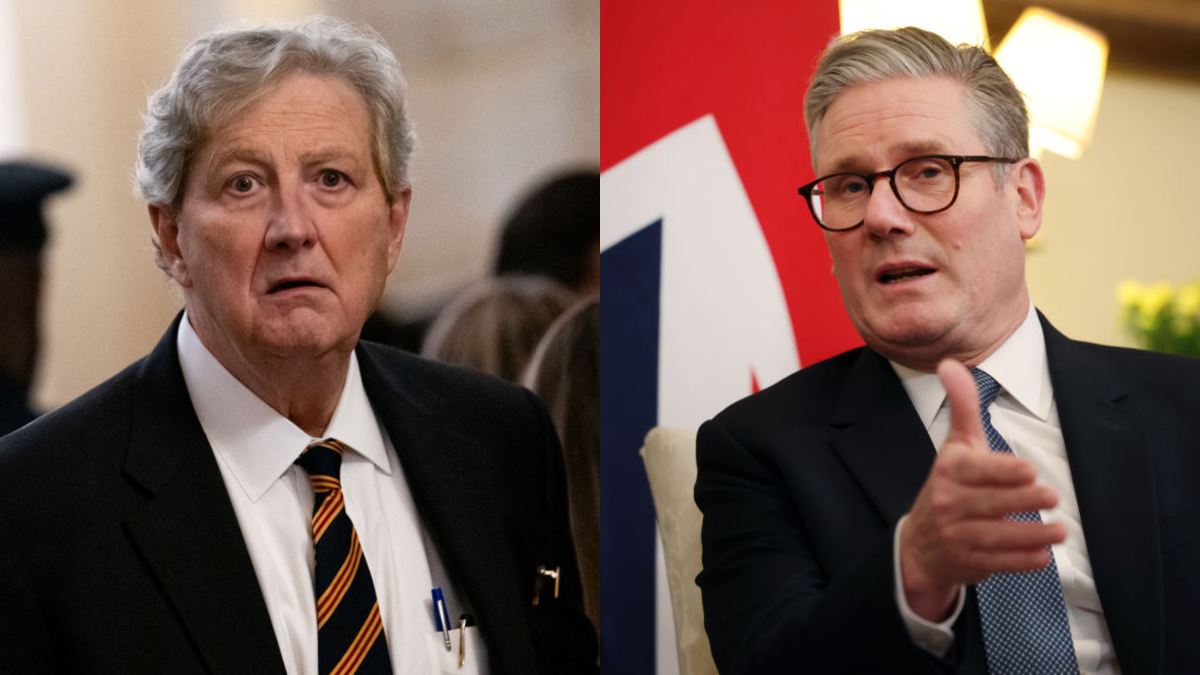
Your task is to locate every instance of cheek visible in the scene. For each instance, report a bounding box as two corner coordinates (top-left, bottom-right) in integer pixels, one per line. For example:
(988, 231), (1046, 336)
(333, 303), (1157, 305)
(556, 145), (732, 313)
(362, 220), (398, 269)
(185, 229), (258, 287)
(825, 238), (855, 276)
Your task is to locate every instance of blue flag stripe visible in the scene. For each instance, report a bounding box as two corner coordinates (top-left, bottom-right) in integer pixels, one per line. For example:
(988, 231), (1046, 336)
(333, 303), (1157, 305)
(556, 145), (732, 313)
(599, 220), (662, 673)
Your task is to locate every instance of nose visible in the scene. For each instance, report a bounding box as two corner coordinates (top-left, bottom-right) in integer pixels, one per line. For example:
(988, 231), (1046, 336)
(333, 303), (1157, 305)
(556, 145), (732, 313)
(861, 175), (915, 239)
(264, 181), (317, 251)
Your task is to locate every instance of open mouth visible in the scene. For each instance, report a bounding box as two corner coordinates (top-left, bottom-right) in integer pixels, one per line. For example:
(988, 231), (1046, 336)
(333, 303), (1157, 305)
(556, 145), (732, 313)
(269, 279), (324, 294)
(878, 267), (935, 284)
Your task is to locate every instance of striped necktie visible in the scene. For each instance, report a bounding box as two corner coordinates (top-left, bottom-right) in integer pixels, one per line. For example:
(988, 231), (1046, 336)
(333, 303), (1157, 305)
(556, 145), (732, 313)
(971, 369), (1079, 674)
(297, 438), (391, 675)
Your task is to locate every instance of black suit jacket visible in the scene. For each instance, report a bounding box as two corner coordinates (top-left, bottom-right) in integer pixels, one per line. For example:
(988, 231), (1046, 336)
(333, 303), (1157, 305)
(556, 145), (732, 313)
(696, 313), (1200, 674)
(0, 317), (597, 674)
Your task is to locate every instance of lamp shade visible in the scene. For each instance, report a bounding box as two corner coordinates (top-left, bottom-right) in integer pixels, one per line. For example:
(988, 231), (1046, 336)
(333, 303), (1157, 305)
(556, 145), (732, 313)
(994, 8), (1108, 159)
(839, 0), (989, 49)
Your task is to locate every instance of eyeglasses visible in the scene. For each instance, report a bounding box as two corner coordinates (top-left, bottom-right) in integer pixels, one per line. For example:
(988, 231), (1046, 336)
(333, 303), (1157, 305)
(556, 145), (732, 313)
(797, 155), (1019, 232)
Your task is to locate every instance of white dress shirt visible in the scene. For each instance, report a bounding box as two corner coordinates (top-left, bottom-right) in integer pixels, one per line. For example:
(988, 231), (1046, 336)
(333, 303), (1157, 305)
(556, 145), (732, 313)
(890, 302), (1119, 674)
(176, 314), (454, 675)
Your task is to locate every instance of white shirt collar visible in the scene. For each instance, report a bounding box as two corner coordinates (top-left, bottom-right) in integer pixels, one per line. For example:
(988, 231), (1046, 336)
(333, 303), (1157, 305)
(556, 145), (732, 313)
(890, 300), (1053, 430)
(176, 312), (391, 502)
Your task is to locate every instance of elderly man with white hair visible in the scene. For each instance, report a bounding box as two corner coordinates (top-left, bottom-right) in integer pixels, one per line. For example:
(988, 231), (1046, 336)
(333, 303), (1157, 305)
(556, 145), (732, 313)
(0, 17), (595, 675)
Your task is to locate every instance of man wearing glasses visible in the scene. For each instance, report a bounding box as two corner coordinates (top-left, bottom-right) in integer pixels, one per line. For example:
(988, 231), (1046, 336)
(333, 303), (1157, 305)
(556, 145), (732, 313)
(696, 27), (1200, 674)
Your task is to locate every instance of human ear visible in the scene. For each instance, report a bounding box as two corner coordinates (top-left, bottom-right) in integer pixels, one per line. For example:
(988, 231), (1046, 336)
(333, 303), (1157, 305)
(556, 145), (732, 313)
(385, 188), (411, 271)
(149, 204), (193, 288)
(1012, 158), (1046, 241)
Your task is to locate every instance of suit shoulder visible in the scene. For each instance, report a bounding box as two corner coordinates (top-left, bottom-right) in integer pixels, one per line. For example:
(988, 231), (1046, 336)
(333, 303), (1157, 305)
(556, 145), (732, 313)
(709, 346), (865, 428)
(1077, 340), (1200, 368)
(0, 358), (144, 511)
(0, 358), (142, 459)
(1071, 340), (1200, 390)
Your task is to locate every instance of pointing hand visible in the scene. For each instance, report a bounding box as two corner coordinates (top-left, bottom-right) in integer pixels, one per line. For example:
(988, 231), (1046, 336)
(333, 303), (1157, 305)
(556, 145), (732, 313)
(897, 359), (1065, 621)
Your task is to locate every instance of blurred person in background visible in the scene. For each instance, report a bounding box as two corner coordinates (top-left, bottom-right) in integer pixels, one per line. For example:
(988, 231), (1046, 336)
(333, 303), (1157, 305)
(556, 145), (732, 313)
(422, 275), (575, 382)
(0, 17), (595, 674)
(361, 169), (598, 354)
(523, 297), (600, 641)
(0, 161), (71, 436)
(494, 169), (599, 295)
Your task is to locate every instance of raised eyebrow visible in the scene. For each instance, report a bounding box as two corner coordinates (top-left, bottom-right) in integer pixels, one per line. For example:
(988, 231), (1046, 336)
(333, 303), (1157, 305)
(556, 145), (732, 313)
(892, 141), (948, 159)
(205, 148), (364, 175)
(209, 148), (268, 172)
(192, 150), (262, 193)
(301, 148), (365, 171)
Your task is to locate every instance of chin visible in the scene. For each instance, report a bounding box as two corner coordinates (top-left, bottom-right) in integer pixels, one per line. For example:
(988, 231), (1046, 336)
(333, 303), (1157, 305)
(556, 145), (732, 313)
(880, 318), (949, 345)
(255, 316), (354, 358)
(857, 307), (954, 350)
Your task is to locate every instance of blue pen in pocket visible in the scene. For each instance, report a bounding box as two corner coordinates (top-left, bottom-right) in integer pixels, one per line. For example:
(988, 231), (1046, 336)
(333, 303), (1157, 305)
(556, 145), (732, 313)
(432, 587), (453, 651)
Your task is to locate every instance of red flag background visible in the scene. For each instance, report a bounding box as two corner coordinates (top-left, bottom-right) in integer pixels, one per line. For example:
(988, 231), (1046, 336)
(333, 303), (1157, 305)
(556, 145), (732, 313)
(602, 0), (860, 367)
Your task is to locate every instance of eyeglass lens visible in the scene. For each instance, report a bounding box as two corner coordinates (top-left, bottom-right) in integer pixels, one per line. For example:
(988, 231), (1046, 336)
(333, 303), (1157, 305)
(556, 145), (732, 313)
(810, 156), (957, 230)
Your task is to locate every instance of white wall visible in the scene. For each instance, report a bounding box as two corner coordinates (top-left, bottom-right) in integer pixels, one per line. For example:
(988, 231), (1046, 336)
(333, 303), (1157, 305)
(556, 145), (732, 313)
(0, 0), (25, 156)
(1027, 66), (1200, 348)
(13, 0), (190, 409)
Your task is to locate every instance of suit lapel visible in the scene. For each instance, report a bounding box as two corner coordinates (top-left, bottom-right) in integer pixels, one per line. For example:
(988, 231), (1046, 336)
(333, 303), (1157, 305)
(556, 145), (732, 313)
(357, 345), (538, 673)
(1041, 315), (1162, 675)
(121, 317), (285, 674)
(829, 348), (937, 525)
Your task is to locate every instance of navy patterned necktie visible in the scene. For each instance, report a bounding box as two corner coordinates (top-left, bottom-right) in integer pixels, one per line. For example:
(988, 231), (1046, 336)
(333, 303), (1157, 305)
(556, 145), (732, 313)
(296, 439), (392, 675)
(971, 369), (1079, 674)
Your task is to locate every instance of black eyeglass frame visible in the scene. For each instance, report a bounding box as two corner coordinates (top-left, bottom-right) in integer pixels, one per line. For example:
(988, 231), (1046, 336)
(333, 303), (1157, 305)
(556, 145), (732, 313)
(797, 155), (1020, 232)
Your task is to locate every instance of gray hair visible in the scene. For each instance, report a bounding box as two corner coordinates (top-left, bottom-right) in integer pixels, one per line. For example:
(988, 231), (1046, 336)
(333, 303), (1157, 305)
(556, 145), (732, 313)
(804, 27), (1028, 182)
(136, 15), (415, 216)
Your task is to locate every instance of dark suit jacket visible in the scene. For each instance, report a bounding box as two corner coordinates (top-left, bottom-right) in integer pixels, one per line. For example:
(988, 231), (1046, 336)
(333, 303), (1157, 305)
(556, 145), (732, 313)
(696, 313), (1200, 674)
(0, 317), (597, 674)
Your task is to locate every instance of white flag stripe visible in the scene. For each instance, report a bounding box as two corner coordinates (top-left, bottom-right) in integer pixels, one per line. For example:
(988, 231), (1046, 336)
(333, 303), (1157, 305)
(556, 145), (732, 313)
(601, 114), (800, 430)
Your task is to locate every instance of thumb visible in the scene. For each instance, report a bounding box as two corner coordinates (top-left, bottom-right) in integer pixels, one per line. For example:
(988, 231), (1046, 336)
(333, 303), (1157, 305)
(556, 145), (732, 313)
(938, 359), (985, 448)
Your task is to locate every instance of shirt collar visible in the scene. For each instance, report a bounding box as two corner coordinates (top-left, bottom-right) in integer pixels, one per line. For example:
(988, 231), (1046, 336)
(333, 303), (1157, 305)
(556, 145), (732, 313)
(890, 300), (1052, 430)
(176, 312), (391, 502)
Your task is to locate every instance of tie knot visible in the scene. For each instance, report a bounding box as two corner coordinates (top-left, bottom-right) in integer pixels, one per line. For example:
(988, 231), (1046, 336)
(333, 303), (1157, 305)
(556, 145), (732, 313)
(296, 438), (350, 480)
(971, 368), (1002, 407)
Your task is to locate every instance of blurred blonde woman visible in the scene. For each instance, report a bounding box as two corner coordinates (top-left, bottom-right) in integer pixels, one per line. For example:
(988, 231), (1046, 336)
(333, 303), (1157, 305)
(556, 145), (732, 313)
(422, 275), (575, 382)
(523, 297), (600, 636)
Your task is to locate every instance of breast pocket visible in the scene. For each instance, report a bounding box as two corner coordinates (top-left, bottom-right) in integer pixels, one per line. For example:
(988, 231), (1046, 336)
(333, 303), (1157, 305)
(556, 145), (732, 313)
(425, 626), (488, 674)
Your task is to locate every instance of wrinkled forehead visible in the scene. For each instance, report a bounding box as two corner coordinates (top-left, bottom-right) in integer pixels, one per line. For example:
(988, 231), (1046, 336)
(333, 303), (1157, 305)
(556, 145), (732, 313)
(183, 73), (379, 193)
(811, 77), (978, 174)
(202, 71), (369, 146)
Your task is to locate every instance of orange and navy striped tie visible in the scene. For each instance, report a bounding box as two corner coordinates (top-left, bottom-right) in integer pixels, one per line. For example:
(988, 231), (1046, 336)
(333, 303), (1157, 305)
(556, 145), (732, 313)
(297, 439), (391, 675)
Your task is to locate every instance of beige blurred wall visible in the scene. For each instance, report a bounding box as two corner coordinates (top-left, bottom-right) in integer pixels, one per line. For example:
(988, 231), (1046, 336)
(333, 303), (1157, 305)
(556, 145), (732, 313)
(13, 0), (191, 409)
(1027, 66), (1200, 349)
(9, 0), (598, 409)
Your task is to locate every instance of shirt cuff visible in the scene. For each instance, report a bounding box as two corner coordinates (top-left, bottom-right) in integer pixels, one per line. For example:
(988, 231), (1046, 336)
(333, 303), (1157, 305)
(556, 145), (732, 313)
(893, 514), (965, 658)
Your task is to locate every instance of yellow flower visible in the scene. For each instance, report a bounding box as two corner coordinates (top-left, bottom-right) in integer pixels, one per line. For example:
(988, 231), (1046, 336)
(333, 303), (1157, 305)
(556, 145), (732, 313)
(1138, 282), (1174, 331)
(1142, 282), (1174, 315)
(1116, 279), (1144, 311)
(1176, 282), (1200, 319)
